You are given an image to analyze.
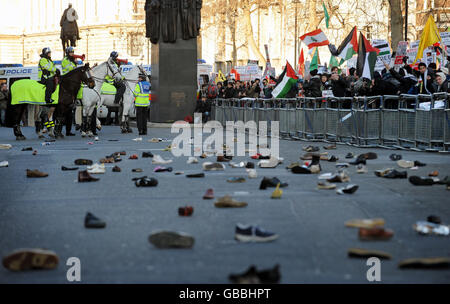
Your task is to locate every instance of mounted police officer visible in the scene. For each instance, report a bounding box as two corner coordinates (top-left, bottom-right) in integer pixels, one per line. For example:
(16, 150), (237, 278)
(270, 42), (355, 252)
(38, 47), (60, 135)
(134, 73), (151, 135)
(106, 51), (126, 105)
(61, 46), (77, 136)
(39, 47), (60, 104)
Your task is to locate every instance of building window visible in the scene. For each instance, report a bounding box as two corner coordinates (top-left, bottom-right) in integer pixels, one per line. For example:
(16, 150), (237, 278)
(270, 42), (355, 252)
(128, 33), (143, 57)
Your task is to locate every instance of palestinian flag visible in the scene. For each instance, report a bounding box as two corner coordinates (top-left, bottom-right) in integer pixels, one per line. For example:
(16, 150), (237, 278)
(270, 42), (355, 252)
(299, 29), (329, 49)
(331, 26), (358, 61)
(356, 32), (380, 80)
(272, 61), (298, 98)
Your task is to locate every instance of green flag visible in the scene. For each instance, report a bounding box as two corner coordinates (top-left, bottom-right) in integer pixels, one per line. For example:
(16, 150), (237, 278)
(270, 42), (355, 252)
(329, 56), (343, 73)
(323, 2), (330, 28)
(310, 48), (319, 71)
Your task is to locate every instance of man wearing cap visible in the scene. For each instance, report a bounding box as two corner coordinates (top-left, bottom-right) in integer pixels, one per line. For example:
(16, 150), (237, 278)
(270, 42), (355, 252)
(133, 73), (151, 135)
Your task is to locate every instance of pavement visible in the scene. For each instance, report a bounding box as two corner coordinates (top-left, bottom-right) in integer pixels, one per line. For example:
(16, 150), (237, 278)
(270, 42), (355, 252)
(0, 124), (449, 284)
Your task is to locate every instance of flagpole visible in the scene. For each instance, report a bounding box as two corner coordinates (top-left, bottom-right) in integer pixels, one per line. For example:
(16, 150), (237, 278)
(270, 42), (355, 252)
(294, 1), (298, 71)
(404, 0), (408, 41)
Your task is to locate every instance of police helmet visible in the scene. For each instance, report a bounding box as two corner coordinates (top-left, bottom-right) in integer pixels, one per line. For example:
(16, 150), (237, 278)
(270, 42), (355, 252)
(110, 51), (119, 59)
(66, 46), (74, 56)
(42, 47), (51, 55)
(138, 73), (147, 79)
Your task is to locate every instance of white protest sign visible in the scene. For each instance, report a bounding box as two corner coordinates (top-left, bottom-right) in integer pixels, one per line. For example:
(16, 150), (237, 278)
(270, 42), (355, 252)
(372, 39), (391, 71)
(440, 32), (450, 48)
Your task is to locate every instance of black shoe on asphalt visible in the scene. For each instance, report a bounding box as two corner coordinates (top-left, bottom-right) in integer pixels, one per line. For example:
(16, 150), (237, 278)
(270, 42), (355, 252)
(345, 152), (354, 159)
(291, 165), (311, 174)
(359, 152), (378, 160)
(414, 160), (427, 167)
(21, 147), (33, 151)
(383, 169), (407, 179)
(229, 266), (260, 284)
(135, 177), (158, 187)
(66, 132), (75, 136)
(61, 166), (79, 171)
(257, 264), (281, 284)
(142, 152), (154, 158)
(409, 176), (435, 186)
(389, 154), (402, 161)
(84, 212), (106, 228)
(427, 215), (442, 224)
(245, 161), (255, 169)
(327, 155), (338, 162)
(349, 156), (366, 165)
(74, 159), (93, 166)
(186, 173), (205, 178)
(259, 177), (288, 190)
(229, 264), (281, 284)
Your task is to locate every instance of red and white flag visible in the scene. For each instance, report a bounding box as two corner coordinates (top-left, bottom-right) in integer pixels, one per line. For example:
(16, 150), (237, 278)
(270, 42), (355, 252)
(299, 29), (330, 49)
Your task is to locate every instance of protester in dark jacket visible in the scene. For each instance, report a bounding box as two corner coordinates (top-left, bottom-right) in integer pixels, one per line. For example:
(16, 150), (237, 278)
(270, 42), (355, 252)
(303, 69), (322, 97)
(330, 72), (347, 97)
(224, 82), (235, 99)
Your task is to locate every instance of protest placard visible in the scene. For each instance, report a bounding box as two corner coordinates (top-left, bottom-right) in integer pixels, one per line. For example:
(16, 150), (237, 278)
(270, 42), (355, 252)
(372, 39), (391, 71)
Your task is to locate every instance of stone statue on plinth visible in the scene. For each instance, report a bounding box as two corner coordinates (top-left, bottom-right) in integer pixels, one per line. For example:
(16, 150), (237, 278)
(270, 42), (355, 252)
(60, 3), (80, 52)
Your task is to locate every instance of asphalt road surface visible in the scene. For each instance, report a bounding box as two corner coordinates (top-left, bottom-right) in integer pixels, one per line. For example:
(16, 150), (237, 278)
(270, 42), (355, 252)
(0, 125), (449, 283)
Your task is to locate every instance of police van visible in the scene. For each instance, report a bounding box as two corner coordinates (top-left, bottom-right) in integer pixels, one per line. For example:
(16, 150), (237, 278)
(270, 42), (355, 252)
(0, 64), (39, 89)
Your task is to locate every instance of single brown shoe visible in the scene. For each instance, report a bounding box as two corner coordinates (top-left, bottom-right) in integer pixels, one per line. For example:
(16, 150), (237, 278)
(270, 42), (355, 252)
(359, 227), (393, 241)
(26, 169), (48, 178)
(217, 155), (230, 162)
(112, 166), (121, 172)
(215, 195), (247, 208)
(78, 170), (100, 182)
(2, 248), (59, 271)
(203, 188), (214, 199)
(99, 157), (115, 164)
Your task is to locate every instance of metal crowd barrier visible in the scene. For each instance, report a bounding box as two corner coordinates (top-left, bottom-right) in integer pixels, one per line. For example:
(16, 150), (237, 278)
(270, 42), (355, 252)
(211, 93), (450, 152)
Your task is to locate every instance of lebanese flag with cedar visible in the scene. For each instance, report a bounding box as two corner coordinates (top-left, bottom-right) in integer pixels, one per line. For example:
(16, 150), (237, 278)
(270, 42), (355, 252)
(299, 29), (330, 49)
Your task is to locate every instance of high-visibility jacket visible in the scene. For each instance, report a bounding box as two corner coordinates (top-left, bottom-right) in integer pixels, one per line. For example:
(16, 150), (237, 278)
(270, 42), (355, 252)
(62, 56), (77, 75)
(134, 81), (150, 107)
(38, 57), (57, 80)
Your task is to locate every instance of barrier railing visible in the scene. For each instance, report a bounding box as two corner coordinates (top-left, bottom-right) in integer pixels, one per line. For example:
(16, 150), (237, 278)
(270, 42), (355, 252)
(211, 93), (450, 152)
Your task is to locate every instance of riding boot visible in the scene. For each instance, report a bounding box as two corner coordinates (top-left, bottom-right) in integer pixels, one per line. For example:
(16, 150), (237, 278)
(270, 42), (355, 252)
(35, 121), (45, 139)
(35, 121), (41, 134)
(13, 125), (26, 140)
(55, 119), (64, 138)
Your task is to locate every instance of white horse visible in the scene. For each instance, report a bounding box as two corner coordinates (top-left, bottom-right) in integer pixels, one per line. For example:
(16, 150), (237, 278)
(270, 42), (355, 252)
(80, 61), (122, 137)
(97, 65), (149, 133)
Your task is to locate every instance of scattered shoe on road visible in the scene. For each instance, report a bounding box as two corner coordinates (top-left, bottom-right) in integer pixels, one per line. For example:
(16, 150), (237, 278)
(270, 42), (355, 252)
(203, 188), (214, 199)
(336, 184), (358, 195)
(215, 195), (247, 208)
(78, 170), (99, 182)
(26, 169), (48, 178)
(74, 159), (93, 166)
(235, 224), (279, 242)
(148, 231), (194, 249)
(2, 248), (59, 271)
(358, 227), (393, 241)
(84, 212), (106, 228)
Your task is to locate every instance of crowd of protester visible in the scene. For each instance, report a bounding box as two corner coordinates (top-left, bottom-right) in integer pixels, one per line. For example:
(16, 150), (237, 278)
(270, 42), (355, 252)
(194, 57), (450, 121)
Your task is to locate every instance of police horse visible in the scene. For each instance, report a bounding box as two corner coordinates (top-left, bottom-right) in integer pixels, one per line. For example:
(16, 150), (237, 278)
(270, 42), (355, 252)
(80, 63), (148, 136)
(8, 64), (95, 140)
